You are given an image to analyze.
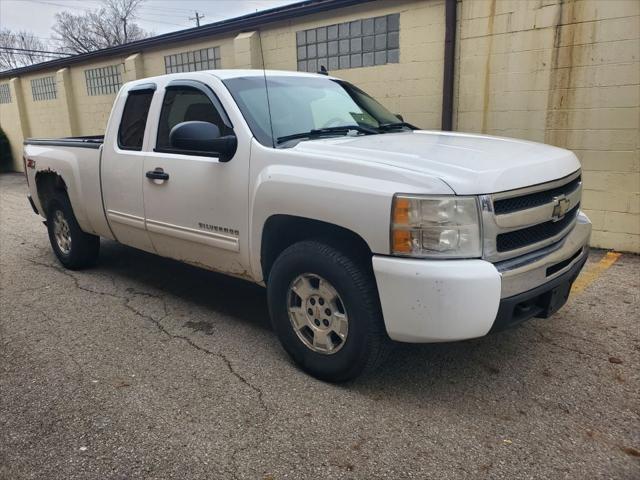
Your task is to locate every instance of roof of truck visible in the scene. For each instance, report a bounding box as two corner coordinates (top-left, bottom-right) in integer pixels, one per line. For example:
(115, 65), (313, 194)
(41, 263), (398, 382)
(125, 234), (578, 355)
(208, 69), (336, 80)
(124, 69), (338, 87)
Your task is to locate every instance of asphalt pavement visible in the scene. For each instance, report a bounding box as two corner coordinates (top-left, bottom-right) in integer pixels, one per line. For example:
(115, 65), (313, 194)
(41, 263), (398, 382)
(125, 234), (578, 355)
(1, 172), (638, 479)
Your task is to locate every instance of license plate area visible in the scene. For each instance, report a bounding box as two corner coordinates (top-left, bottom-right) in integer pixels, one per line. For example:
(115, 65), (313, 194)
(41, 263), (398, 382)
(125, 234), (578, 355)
(535, 280), (572, 319)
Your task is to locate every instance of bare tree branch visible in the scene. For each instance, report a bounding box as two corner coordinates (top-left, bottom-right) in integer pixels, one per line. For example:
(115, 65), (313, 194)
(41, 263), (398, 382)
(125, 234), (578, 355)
(0, 29), (51, 70)
(53, 0), (150, 54)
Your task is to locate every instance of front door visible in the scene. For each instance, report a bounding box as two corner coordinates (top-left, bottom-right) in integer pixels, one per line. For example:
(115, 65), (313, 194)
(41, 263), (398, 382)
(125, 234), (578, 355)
(142, 79), (250, 278)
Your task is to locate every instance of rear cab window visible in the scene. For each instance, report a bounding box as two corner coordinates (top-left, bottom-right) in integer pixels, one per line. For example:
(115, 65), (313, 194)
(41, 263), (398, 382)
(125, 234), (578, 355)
(117, 87), (155, 151)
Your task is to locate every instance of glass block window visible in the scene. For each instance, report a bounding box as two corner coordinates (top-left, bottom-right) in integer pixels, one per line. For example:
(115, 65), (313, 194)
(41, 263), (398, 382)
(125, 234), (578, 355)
(85, 64), (122, 96)
(31, 76), (57, 101)
(164, 47), (221, 74)
(0, 83), (10, 104)
(296, 13), (400, 72)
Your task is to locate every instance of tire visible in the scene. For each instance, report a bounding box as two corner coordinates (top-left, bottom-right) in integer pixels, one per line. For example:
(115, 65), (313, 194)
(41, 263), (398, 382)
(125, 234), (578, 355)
(267, 240), (389, 382)
(46, 192), (99, 270)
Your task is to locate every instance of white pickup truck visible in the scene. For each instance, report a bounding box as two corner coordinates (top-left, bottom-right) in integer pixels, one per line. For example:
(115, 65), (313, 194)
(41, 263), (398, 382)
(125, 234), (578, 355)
(24, 70), (591, 381)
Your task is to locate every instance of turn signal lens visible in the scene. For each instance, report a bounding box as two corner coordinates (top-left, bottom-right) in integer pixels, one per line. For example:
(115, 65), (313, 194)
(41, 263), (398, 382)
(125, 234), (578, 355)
(392, 229), (413, 253)
(392, 197), (411, 225)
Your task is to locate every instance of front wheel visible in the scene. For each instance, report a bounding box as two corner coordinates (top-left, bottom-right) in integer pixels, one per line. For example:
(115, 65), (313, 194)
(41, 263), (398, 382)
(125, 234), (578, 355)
(46, 193), (99, 270)
(267, 240), (389, 382)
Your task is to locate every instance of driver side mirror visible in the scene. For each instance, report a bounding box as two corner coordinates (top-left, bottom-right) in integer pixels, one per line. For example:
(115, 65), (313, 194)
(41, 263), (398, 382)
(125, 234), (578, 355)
(169, 121), (237, 162)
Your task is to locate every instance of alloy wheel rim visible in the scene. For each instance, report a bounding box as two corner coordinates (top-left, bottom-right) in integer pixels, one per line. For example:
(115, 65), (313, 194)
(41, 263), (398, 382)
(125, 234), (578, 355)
(53, 210), (72, 255)
(287, 273), (349, 355)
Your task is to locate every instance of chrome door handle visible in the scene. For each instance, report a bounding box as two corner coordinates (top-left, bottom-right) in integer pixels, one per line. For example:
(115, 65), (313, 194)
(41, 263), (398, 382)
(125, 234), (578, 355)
(146, 168), (169, 181)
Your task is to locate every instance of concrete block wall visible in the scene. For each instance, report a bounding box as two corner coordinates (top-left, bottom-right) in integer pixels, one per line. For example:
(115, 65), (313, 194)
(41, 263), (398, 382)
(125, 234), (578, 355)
(141, 35), (236, 75)
(0, 78), (28, 165)
(456, 0), (640, 252)
(69, 56), (130, 136)
(20, 70), (74, 139)
(0, 0), (444, 166)
(257, 0), (446, 128)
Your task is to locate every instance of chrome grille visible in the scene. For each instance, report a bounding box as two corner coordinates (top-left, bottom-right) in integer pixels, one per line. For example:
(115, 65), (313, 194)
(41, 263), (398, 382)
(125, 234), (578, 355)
(496, 203), (580, 252)
(481, 170), (582, 262)
(493, 175), (581, 214)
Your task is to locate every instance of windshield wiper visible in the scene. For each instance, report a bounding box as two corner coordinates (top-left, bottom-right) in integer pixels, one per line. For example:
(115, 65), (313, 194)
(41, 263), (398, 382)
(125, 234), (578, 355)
(276, 125), (378, 144)
(378, 121), (417, 131)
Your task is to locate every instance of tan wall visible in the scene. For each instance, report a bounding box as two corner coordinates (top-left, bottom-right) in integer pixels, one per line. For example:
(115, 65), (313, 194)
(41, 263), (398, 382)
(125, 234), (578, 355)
(456, 0), (640, 252)
(0, 0), (638, 251)
(20, 70), (73, 138)
(0, 0), (443, 166)
(69, 57), (129, 136)
(142, 35), (237, 76)
(257, 0), (446, 128)
(0, 79), (26, 166)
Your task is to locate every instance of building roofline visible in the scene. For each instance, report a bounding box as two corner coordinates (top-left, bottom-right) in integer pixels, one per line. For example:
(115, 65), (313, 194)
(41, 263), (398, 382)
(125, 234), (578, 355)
(0, 0), (373, 79)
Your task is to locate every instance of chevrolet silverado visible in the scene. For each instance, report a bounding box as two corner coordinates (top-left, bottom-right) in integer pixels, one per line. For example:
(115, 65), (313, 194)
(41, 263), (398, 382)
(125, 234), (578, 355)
(23, 70), (592, 381)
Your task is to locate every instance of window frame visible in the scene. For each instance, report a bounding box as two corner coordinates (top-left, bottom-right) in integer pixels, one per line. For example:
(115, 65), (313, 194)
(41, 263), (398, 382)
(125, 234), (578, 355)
(164, 47), (221, 74)
(117, 83), (157, 152)
(85, 64), (122, 96)
(31, 75), (57, 101)
(0, 83), (11, 104)
(154, 79), (234, 159)
(296, 13), (400, 73)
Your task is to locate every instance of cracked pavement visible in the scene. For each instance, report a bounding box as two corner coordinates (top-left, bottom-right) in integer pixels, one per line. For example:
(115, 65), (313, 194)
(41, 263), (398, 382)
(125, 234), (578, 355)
(0, 173), (638, 479)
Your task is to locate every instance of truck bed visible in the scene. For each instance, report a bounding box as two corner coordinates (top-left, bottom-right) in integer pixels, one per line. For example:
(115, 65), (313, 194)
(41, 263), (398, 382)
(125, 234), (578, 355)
(24, 136), (104, 149)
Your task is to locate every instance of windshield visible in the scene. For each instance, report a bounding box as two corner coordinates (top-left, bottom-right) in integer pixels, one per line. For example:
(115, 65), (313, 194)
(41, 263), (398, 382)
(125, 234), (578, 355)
(223, 75), (402, 146)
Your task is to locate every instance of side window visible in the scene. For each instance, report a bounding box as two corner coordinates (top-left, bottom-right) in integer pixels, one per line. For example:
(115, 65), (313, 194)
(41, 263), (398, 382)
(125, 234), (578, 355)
(156, 86), (232, 152)
(118, 89), (154, 151)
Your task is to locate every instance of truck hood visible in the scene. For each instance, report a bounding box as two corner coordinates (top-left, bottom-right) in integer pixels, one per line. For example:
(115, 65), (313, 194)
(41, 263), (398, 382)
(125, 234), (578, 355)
(292, 130), (581, 194)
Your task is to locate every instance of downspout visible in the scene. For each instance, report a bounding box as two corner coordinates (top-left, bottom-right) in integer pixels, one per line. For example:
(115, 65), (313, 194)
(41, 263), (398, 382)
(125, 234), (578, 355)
(441, 0), (457, 131)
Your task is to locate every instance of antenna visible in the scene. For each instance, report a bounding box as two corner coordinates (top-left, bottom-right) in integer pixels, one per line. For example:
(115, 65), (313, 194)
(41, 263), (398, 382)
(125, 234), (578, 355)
(257, 30), (276, 148)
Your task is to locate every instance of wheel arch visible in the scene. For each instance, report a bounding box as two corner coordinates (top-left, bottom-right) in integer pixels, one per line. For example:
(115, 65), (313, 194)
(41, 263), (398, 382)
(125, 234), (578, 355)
(260, 214), (373, 283)
(35, 170), (68, 216)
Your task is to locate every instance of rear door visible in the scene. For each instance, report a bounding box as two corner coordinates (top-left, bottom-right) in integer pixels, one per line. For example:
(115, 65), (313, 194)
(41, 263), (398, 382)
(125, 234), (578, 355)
(141, 77), (251, 277)
(101, 83), (156, 252)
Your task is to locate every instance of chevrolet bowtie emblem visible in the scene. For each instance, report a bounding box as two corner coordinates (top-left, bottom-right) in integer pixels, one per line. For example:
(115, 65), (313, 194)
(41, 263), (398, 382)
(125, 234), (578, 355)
(552, 195), (571, 221)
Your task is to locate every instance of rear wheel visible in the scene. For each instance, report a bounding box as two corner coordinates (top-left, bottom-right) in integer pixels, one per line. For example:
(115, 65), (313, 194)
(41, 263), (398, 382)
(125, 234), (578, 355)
(46, 192), (99, 269)
(267, 240), (389, 382)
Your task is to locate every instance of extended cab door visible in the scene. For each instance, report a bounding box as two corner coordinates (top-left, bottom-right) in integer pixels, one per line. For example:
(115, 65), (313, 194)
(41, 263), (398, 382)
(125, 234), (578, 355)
(142, 77), (251, 277)
(101, 83), (156, 253)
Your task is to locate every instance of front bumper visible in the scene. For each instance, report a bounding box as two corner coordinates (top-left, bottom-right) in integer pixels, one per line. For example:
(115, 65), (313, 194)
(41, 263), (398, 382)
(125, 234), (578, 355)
(372, 212), (592, 343)
(490, 249), (587, 333)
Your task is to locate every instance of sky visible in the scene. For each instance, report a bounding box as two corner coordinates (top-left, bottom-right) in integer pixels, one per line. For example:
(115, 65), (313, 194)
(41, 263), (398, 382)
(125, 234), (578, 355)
(0, 0), (299, 50)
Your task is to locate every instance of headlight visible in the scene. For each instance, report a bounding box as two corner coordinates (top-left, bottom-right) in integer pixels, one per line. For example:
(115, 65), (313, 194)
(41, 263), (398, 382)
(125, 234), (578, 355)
(391, 194), (481, 258)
